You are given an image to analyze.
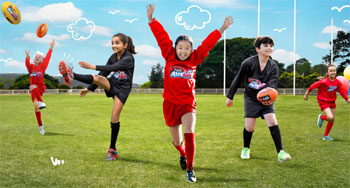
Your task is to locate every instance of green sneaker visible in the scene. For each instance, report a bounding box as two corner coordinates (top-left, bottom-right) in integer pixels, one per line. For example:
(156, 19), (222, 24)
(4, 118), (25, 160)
(317, 114), (323, 128)
(278, 150), (291, 162)
(323, 136), (333, 141)
(240, 147), (250, 159)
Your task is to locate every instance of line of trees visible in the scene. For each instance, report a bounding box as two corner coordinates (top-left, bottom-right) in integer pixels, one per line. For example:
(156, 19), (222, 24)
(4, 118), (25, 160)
(143, 31), (349, 88)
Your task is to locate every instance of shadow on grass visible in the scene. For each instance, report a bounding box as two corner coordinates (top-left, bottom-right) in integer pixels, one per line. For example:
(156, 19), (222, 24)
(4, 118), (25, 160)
(199, 177), (250, 183)
(333, 138), (348, 142)
(45, 132), (74, 136)
(118, 157), (222, 172)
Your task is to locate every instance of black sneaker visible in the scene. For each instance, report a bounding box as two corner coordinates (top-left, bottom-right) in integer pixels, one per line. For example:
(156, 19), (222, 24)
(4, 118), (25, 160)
(180, 156), (187, 170)
(105, 148), (118, 161)
(186, 169), (196, 183)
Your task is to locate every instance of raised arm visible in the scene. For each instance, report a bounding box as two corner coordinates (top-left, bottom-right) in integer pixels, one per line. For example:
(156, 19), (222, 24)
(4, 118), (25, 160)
(192, 16), (233, 66)
(41, 40), (55, 71)
(147, 4), (174, 60)
(25, 50), (31, 73)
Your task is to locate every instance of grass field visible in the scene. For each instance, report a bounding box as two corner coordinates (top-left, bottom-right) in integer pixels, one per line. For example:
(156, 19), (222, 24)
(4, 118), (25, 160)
(0, 94), (349, 187)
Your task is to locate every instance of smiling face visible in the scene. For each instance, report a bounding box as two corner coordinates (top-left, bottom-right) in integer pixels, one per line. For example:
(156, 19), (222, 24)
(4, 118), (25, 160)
(326, 66), (337, 79)
(111, 36), (127, 54)
(33, 54), (44, 65)
(175, 40), (193, 61)
(256, 43), (274, 57)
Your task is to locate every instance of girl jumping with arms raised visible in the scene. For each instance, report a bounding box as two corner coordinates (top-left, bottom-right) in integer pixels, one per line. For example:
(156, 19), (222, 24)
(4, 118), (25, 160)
(147, 4), (233, 183)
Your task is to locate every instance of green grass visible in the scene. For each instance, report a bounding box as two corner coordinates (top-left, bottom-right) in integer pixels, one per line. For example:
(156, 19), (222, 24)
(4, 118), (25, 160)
(0, 94), (349, 188)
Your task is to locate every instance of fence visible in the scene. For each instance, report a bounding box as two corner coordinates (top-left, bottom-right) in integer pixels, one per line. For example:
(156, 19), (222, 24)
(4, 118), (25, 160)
(0, 88), (317, 95)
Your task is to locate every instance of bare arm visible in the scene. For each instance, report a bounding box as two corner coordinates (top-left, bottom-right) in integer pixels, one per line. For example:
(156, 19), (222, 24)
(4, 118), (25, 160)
(218, 16), (234, 34)
(147, 4), (155, 24)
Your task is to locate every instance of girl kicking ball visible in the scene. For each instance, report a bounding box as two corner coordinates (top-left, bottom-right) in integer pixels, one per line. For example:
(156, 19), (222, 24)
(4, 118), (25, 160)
(59, 33), (136, 160)
(226, 36), (291, 163)
(25, 39), (55, 135)
(304, 65), (349, 140)
(147, 4), (233, 183)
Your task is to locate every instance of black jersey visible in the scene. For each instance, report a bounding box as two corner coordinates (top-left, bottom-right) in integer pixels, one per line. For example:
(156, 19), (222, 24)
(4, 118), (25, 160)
(226, 55), (279, 102)
(87, 51), (135, 93)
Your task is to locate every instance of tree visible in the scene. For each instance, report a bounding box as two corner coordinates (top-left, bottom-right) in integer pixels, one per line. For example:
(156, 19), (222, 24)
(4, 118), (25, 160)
(148, 63), (164, 88)
(141, 81), (151, 88)
(197, 37), (256, 88)
(286, 58), (312, 76)
(322, 31), (350, 74)
(9, 74), (59, 89)
(311, 64), (327, 75)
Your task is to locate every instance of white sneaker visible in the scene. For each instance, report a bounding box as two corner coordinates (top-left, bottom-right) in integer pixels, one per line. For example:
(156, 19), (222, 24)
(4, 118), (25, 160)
(241, 147), (250, 159)
(39, 125), (45, 135)
(38, 102), (46, 109)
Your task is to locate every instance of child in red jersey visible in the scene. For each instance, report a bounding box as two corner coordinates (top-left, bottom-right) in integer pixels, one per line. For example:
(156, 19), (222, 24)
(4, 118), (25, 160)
(304, 65), (349, 140)
(147, 4), (233, 183)
(25, 40), (55, 135)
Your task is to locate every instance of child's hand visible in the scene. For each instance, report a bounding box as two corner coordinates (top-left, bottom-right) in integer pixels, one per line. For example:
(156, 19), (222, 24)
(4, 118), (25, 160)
(79, 61), (95, 69)
(304, 94), (308, 101)
(49, 39), (55, 49)
(226, 98), (233, 107)
(347, 99), (350, 104)
(79, 88), (89, 97)
(219, 16), (234, 34)
(25, 50), (30, 59)
(147, 4), (155, 23)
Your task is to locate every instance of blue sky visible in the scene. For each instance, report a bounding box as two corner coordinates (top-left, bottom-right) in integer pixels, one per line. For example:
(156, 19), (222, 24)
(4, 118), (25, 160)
(0, 0), (349, 84)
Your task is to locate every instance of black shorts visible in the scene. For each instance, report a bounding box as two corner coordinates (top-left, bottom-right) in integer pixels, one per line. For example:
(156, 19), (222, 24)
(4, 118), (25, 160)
(104, 78), (130, 105)
(244, 96), (275, 119)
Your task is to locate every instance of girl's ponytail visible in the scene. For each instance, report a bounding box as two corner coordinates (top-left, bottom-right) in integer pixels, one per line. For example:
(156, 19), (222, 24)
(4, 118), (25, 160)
(112, 33), (137, 54)
(126, 36), (137, 54)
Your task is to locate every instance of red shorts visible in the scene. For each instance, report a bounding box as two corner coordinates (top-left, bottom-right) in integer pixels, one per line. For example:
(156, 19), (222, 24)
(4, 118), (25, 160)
(318, 100), (336, 111)
(163, 100), (196, 127)
(31, 84), (46, 102)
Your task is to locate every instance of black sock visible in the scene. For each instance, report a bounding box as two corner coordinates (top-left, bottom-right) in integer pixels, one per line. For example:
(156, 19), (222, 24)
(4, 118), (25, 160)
(109, 122), (120, 150)
(243, 128), (253, 148)
(269, 125), (283, 153)
(73, 72), (93, 84)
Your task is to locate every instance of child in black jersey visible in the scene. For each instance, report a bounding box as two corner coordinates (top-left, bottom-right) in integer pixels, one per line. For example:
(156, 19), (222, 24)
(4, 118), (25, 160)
(59, 33), (136, 161)
(226, 36), (291, 162)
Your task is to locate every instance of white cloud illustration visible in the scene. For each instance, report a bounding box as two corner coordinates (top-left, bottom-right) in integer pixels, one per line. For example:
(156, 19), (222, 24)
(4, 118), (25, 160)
(175, 5), (211, 30)
(67, 18), (96, 40)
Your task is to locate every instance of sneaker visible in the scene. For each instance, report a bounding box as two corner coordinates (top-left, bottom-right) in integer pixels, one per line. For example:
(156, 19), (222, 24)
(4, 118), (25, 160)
(186, 169), (196, 183)
(240, 147), (250, 159)
(38, 101), (46, 110)
(179, 156), (187, 170)
(59, 61), (73, 85)
(278, 150), (291, 162)
(105, 148), (118, 161)
(317, 114), (323, 128)
(323, 136), (333, 141)
(39, 125), (45, 135)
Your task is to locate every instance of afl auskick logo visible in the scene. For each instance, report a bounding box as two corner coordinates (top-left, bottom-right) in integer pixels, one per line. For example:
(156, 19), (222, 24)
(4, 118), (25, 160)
(248, 78), (266, 90)
(113, 71), (127, 80)
(169, 66), (193, 79)
(328, 86), (337, 92)
(30, 71), (43, 78)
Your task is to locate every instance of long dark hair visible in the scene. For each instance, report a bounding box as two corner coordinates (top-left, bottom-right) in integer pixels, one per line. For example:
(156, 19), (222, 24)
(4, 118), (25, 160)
(113, 33), (137, 54)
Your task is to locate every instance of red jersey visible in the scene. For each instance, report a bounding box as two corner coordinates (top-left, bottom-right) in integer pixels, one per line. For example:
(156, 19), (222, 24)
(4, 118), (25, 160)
(149, 19), (221, 105)
(25, 49), (52, 86)
(307, 77), (348, 102)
